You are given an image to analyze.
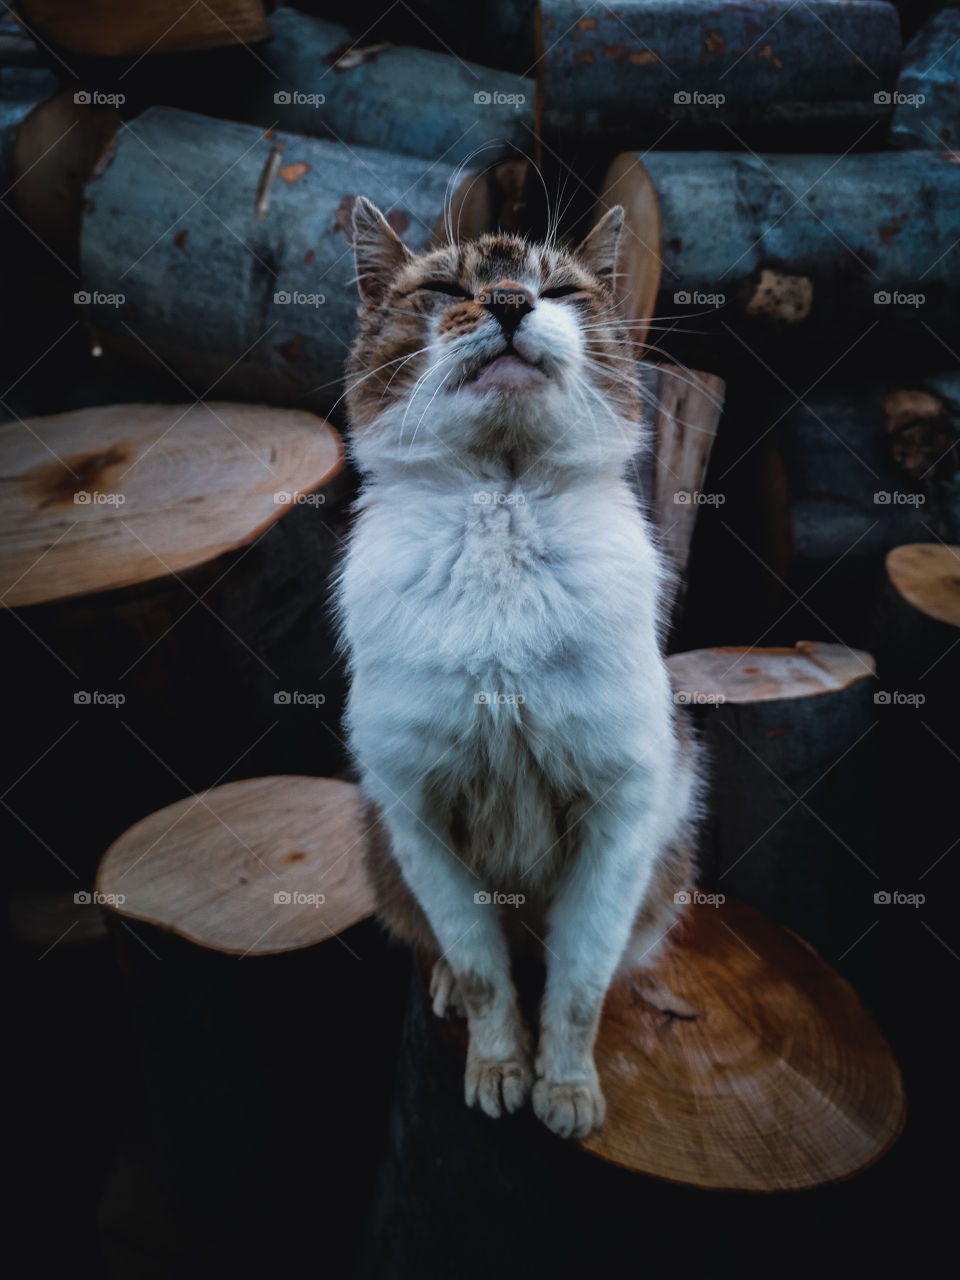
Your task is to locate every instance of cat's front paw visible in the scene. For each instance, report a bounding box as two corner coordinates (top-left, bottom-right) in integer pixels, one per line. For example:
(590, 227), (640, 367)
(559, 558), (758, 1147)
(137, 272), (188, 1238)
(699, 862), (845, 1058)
(532, 1074), (606, 1140)
(464, 1051), (534, 1119)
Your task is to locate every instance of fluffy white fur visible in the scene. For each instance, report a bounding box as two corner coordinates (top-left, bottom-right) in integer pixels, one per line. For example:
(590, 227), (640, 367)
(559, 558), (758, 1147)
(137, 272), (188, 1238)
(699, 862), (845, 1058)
(338, 202), (700, 1139)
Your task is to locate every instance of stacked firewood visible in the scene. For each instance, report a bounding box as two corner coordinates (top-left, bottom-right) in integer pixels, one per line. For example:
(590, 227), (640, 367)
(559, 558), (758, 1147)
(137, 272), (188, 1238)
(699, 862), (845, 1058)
(2, 2), (956, 1275)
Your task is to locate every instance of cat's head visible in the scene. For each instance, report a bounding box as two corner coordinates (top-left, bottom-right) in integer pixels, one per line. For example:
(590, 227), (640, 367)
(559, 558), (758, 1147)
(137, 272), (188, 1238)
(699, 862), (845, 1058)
(345, 198), (640, 475)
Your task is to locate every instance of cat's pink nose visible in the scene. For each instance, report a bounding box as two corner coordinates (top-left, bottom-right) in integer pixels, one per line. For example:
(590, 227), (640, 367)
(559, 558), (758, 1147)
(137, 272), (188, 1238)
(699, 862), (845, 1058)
(479, 280), (535, 336)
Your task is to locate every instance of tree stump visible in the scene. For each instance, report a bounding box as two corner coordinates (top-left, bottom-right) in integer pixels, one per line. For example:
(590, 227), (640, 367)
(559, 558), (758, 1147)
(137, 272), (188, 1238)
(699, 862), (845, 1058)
(891, 5), (960, 151)
(361, 898), (904, 1276)
(870, 544), (960, 916)
(235, 7), (534, 166)
(80, 107), (490, 415)
(667, 641), (879, 959)
(96, 775), (408, 1280)
(601, 150), (960, 351)
(0, 401), (345, 889)
(538, 0), (900, 148)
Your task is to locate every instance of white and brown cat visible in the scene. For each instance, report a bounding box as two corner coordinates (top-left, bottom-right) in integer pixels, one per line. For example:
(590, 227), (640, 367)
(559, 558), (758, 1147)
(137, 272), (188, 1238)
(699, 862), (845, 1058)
(338, 197), (702, 1139)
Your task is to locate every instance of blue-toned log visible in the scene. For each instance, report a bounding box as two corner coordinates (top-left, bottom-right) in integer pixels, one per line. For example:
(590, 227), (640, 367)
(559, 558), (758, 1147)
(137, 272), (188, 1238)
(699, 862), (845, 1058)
(599, 150), (960, 341)
(539, 0), (900, 143)
(237, 7), (534, 165)
(891, 6), (960, 150)
(80, 108), (479, 415)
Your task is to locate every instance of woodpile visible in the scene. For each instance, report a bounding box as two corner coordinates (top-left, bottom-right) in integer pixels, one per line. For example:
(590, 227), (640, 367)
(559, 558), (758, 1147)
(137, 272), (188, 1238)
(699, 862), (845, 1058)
(4, 0), (948, 1266)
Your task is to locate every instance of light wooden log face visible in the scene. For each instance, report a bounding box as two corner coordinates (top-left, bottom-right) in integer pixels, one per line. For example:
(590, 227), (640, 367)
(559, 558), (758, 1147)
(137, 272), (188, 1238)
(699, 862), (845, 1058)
(237, 9), (534, 165)
(97, 776), (375, 954)
(539, 0), (900, 141)
(886, 543), (960, 631)
(81, 108), (465, 413)
(584, 899), (904, 1190)
(668, 642), (879, 956)
(0, 402), (341, 608)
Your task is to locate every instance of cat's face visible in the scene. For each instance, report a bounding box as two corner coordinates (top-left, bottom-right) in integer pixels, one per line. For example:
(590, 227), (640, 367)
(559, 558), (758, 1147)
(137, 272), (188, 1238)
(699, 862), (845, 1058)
(345, 199), (640, 472)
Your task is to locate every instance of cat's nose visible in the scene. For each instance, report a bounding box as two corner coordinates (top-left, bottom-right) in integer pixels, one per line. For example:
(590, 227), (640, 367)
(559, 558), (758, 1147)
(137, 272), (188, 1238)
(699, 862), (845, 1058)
(480, 280), (535, 335)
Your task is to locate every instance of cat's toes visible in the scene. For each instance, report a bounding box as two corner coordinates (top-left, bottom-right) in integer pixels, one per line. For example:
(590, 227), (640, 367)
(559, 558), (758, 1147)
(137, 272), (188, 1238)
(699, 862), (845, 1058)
(532, 1077), (606, 1140)
(465, 1055), (534, 1119)
(429, 957), (466, 1020)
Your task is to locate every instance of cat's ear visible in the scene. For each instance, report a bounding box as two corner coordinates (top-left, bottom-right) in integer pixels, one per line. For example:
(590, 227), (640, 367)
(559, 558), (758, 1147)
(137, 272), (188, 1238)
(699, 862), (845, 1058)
(352, 196), (412, 305)
(575, 205), (624, 286)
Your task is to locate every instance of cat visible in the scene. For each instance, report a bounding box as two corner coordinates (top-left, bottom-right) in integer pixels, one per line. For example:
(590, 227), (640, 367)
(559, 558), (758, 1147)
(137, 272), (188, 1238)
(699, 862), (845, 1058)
(337, 195), (703, 1140)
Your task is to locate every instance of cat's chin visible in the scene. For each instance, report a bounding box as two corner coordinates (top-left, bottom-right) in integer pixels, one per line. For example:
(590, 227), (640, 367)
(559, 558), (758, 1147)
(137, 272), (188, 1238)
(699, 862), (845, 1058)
(462, 353), (550, 397)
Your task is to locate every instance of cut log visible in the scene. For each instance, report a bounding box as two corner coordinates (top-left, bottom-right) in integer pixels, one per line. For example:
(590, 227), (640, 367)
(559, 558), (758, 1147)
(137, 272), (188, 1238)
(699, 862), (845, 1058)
(667, 641), (878, 958)
(891, 6), (960, 151)
(96, 775), (407, 1278)
(14, 0), (270, 56)
(235, 8), (534, 166)
(7, 89), (121, 265)
(97, 776), (373, 953)
(590, 154), (662, 350)
(80, 107), (486, 414)
(632, 361), (725, 595)
(601, 150), (960, 345)
(538, 0), (900, 146)
(361, 899), (904, 1274)
(771, 373), (960, 644)
(869, 544), (960, 936)
(0, 401), (347, 888)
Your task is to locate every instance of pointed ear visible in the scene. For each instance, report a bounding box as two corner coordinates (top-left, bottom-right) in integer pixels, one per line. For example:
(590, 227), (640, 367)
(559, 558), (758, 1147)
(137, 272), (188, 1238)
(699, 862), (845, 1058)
(352, 196), (412, 305)
(575, 204), (624, 286)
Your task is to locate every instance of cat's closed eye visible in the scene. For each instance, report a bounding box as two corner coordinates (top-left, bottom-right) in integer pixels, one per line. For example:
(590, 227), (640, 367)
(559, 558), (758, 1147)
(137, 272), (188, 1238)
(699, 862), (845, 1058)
(413, 280), (473, 299)
(540, 284), (584, 299)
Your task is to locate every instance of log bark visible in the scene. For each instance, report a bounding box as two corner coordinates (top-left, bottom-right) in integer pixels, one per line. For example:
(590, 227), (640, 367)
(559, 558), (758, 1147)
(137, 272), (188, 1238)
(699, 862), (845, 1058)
(602, 150), (960, 345)
(96, 775), (408, 1279)
(14, 0), (271, 56)
(771, 373), (960, 644)
(538, 0), (900, 147)
(234, 7), (534, 166)
(891, 6), (960, 151)
(80, 107), (486, 415)
(361, 898), (903, 1275)
(667, 641), (879, 959)
(0, 402), (347, 889)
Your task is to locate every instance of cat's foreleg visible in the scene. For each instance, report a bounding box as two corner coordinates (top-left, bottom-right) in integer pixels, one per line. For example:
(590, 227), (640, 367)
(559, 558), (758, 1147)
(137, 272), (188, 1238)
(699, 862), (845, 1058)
(379, 804), (533, 1117)
(534, 778), (666, 1139)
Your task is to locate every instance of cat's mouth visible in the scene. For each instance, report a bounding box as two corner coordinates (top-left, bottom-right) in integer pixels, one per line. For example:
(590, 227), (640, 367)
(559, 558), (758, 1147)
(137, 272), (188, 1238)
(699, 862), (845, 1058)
(460, 347), (550, 396)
